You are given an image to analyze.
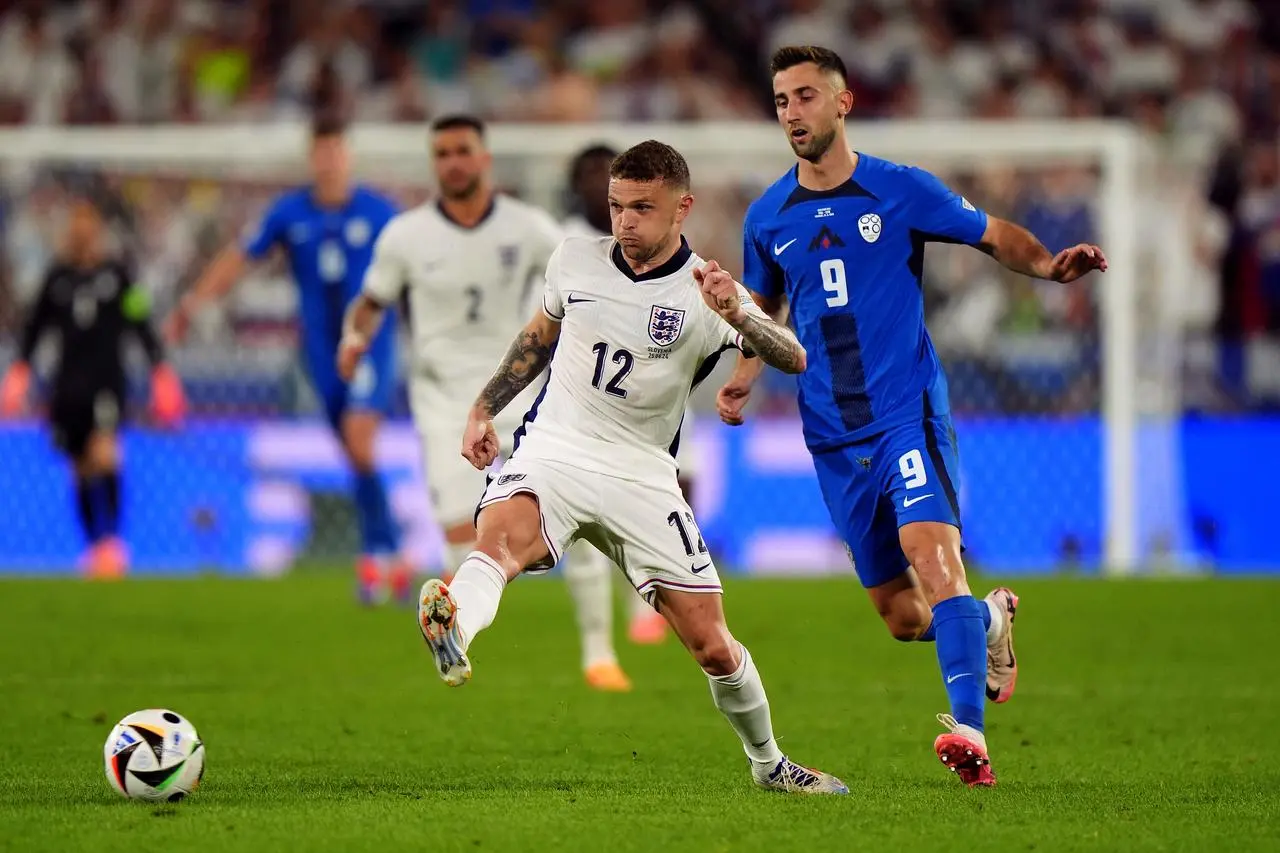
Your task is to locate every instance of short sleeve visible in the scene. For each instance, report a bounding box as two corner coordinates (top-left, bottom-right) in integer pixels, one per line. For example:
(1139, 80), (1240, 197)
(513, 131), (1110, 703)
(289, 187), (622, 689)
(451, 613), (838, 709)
(741, 213), (785, 299)
(540, 241), (566, 321)
(361, 220), (406, 306)
(903, 166), (988, 245)
(241, 195), (289, 261)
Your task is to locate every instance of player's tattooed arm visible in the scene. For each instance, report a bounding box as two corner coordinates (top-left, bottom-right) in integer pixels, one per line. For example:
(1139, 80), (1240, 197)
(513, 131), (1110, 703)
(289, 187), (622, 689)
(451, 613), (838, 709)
(475, 314), (562, 419)
(733, 312), (807, 374)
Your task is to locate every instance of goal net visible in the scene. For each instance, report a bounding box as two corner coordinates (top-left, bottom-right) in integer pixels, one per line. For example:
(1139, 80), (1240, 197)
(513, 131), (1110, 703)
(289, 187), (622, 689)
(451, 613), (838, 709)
(0, 121), (1196, 576)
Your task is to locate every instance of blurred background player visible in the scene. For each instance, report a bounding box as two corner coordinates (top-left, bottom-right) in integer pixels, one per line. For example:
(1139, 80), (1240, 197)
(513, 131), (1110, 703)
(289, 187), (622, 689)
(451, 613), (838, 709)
(339, 116), (632, 691)
(164, 115), (409, 605)
(721, 46), (1106, 787)
(561, 143), (680, 646)
(0, 195), (185, 577)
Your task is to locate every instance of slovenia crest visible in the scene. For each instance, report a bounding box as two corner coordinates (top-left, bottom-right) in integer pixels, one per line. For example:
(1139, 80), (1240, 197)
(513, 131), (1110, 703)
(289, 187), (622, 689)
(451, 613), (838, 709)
(648, 305), (686, 347)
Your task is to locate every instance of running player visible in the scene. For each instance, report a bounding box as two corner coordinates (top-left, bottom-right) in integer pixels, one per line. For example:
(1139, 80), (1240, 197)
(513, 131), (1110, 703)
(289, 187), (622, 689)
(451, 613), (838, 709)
(409, 140), (847, 794)
(1, 195), (186, 577)
(337, 116), (632, 691)
(165, 114), (409, 604)
(720, 46), (1108, 787)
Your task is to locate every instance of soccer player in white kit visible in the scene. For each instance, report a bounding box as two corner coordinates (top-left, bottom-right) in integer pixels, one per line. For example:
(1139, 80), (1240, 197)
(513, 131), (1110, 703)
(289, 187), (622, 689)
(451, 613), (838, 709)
(337, 115), (631, 691)
(416, 140), (848, 794)
(562, 144), (672, 646)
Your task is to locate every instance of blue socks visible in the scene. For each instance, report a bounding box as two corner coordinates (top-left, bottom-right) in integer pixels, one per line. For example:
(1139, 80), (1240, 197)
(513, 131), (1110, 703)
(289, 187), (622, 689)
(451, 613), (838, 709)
(917, 597), (990, 643)
(931, 595), (988, 732)
(353, 471), (399, 555)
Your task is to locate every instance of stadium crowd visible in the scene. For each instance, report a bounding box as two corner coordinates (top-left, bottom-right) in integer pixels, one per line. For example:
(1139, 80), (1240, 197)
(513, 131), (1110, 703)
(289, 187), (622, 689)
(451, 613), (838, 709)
(0, 0), (1277, 413)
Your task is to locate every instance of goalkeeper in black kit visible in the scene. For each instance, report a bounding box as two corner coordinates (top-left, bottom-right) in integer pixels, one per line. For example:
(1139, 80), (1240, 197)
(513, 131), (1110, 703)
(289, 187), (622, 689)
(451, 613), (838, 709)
(1, 196), (186, 577)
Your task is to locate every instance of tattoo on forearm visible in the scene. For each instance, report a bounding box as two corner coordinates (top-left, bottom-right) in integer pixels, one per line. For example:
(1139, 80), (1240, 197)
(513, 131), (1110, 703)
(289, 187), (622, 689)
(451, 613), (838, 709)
(736, 314), (805, 373)
(478, 329), (553, 417)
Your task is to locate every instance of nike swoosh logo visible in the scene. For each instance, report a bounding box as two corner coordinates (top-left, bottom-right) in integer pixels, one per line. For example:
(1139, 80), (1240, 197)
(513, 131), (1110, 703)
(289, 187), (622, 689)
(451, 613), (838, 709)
(946, 672), (972, 684)
(566, 294), (595, 304)
(773, 238), (797, 256)
(691, 563), (711, 574)
(903, 493), (935, 508)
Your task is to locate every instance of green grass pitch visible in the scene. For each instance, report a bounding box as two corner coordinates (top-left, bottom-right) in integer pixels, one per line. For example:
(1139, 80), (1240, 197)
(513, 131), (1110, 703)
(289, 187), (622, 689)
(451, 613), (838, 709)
(1, 573), (1277, 852)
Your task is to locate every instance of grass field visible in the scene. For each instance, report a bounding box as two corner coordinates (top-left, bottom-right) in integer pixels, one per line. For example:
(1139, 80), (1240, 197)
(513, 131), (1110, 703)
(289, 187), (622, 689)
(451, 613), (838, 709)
(1, 573), (1278, 852)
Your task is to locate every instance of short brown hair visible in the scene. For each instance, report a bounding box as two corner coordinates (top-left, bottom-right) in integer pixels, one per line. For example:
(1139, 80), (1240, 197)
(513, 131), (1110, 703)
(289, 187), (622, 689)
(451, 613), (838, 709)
(310, 111), (347, 141)
(769, 45), (848, 85)
(608, 140), (690, 191)
(431, 114), (486, 138)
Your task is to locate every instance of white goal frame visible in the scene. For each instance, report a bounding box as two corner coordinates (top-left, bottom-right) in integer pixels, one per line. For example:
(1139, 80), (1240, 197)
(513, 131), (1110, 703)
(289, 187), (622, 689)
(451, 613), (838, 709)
(0, 119), (1149, 572)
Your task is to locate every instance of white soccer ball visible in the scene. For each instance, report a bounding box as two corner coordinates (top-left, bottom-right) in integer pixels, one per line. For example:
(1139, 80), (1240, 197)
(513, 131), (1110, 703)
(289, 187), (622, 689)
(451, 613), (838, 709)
(103, 709), (205, 802)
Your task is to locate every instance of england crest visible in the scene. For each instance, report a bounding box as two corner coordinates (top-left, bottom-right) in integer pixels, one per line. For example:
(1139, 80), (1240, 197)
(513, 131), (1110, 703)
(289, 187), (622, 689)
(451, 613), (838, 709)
(648, 305), (686, 347)
(498, 245), (518, 273)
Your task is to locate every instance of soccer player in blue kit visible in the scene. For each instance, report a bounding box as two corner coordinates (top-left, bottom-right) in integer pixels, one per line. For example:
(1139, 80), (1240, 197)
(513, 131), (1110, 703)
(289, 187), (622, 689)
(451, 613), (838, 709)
(166, 115), (411, 604)
(719, 47), (1108, 787)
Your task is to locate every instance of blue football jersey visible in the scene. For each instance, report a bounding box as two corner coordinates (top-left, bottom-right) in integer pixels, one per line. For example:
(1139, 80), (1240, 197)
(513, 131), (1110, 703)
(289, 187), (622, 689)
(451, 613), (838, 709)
(742, 153), (988, 452)
(242, 185), (399, 348)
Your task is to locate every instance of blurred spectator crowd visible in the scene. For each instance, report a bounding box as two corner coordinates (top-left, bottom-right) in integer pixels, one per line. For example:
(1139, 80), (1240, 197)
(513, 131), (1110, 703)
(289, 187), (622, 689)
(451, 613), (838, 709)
(0, 0), (1279, 415)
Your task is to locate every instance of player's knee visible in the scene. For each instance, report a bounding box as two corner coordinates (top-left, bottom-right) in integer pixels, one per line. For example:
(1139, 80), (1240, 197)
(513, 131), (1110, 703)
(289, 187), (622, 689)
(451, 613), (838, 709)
(900, 525), (969, 603)
(690, 635), (738, 677)
(82, 432), (119, 475)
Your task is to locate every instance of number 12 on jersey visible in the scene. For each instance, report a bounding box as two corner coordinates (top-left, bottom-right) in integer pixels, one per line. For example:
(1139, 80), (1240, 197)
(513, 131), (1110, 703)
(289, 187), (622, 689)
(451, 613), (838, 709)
(590, 341), (633, 398)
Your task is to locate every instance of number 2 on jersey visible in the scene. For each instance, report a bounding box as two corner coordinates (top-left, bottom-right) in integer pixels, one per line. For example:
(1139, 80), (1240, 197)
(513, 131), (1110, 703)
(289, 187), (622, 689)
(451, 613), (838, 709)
(590, 342), (633, 398)
(820, 258), (848, 308)
(464, 285), (483, 323)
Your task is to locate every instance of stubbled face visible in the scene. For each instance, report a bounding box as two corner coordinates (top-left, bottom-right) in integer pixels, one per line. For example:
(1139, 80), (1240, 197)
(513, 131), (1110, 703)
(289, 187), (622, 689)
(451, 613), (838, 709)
(432, 127), (491, 200)
(608, 178), (692, 265)
(773, 62), (853, 162)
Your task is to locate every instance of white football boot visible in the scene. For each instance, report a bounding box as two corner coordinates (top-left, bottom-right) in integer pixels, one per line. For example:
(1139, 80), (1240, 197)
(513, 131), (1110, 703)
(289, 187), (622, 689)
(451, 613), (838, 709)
(417, 579), (471, 686)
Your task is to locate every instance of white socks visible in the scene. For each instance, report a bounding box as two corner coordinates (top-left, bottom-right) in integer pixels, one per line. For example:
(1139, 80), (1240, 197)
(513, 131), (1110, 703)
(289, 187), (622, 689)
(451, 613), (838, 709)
(706, 644), (783, 770)
(449, 552), (507, 649)
(984, 598), (1004, 646)
(563, 541), (617, 669)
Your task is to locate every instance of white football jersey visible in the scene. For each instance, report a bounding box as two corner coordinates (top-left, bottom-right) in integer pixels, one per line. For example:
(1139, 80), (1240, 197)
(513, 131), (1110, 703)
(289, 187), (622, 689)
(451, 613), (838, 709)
(515, 235), (765, 476)
(362, 194), (563, 409)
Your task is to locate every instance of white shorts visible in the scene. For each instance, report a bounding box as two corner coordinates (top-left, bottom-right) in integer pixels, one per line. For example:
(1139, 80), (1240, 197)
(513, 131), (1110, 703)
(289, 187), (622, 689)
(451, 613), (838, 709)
(476, 454), (722, 602)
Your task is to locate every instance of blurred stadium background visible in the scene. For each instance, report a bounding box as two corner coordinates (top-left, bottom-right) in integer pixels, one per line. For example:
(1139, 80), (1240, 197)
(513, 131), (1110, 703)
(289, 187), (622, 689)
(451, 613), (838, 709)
(0, 0), (1276, 578)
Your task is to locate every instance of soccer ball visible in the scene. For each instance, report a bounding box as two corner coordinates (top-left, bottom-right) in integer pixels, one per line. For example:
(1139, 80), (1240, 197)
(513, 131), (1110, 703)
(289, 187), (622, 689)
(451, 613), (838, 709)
(103, 709), (205, 802)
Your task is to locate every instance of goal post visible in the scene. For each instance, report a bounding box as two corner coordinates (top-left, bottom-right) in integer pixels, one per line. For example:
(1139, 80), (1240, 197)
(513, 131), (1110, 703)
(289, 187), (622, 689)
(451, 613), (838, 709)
(0, 120), (1168, 575)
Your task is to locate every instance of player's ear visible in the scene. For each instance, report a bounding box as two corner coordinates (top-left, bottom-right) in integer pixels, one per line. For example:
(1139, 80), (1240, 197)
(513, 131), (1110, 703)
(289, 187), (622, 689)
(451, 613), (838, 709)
(676, 192), (694, 223)
(837, 87), (854, 118)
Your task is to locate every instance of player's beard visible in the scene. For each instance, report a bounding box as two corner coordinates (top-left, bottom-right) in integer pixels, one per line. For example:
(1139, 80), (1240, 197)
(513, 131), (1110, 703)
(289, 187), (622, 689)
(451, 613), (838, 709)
(791, 123), (838, 163)
(440, 174), (482, 201)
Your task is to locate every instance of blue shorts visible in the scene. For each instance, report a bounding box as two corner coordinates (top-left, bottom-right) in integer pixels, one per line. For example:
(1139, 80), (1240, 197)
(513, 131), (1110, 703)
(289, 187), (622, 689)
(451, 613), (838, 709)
(305, 338), (397, 430)
(812, 413), (962, 589)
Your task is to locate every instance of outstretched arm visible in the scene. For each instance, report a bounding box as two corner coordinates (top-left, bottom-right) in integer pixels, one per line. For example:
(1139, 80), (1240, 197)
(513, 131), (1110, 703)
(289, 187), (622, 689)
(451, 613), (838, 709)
(977, 216), (1108, 283)
(164, 242), (249, 342)
(461, 311), (562, 470)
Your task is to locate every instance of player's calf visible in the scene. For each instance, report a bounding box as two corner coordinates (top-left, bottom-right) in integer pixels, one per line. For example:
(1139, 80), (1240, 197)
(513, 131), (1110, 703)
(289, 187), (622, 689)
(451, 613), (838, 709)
(654, 588), (847, 794)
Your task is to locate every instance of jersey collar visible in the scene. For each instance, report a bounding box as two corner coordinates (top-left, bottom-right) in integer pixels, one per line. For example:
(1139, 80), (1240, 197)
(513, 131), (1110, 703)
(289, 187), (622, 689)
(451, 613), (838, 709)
(780, 152), (878, 212)
(437, 195), (497, 230)
(610, 236), (692, 283)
